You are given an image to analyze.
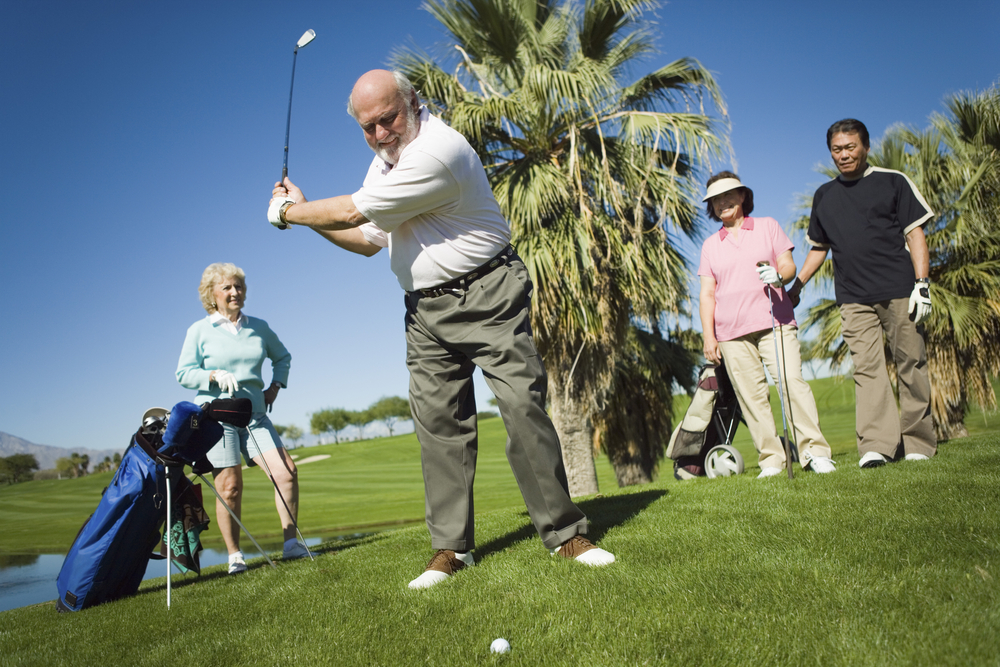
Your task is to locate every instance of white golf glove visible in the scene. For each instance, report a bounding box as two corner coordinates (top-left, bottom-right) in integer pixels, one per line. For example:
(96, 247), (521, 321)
(268, 196), (296, 230)
(212, 370), (240, 395)
(909, 280), (931, 324)
(756, 264), (782, 287)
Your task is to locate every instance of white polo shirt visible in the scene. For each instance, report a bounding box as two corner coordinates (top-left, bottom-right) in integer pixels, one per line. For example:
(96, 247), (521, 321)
(353, 107), (511, 291)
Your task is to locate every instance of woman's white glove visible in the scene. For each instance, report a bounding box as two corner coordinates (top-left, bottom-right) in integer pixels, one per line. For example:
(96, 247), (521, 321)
(212, 370), (240, 395)
(756, 264), (782, 287)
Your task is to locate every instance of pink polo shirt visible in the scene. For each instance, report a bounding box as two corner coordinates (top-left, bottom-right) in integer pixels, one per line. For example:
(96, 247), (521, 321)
(698, 216), (796, 341)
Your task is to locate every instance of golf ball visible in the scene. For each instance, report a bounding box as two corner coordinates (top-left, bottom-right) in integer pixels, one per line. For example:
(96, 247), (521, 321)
(490, 638), (511, 653)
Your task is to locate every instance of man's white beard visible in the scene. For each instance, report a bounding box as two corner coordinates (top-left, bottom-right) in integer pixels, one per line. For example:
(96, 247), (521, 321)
(375, 106), (419, 164)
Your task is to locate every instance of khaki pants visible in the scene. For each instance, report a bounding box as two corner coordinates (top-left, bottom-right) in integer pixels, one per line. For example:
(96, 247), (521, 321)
(404, 257), (588, 552)
(840, 299), (936, 458)
(719, 325), (831, 470)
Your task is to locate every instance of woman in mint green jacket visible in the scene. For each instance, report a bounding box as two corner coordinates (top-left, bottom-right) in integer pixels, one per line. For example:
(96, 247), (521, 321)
(177, 262), (307, 573)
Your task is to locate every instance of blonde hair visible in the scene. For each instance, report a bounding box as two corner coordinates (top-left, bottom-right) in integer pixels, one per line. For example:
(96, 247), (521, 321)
(198, 263), (247, 314)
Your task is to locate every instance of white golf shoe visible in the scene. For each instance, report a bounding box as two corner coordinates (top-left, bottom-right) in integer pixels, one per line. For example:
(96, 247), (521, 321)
(228, 551), (247, 574)
(550, 535), (615, 566)
(904, 453), (930, 461)
(859, 451), (889, 468)
(757, 467), (783, 478)
(805, 456), (837, 474)
(408, 550), (474, 589)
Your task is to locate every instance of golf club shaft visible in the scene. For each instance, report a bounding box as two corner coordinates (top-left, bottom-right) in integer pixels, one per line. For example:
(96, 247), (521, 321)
(767, 289), (794, 479)
(282, 47), (300, 182)
(246, 429), (313, 560)
(197, 474), (277, 569)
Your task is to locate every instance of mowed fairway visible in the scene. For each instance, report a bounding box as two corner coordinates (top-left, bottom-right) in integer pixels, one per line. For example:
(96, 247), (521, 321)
(0, 429), (997, 665)
(3, 376), (998, 555)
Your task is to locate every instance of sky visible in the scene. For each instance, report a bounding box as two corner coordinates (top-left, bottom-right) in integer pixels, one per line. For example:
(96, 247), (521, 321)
(1, 0), (997, 453)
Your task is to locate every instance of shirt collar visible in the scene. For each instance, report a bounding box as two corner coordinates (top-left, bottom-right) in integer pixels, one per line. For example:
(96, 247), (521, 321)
(837, 164), (874, 182)
(718, 216), (754, 241)
(209, 311), (247, 334)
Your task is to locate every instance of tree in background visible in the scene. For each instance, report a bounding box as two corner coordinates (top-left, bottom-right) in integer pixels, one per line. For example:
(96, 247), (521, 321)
(368, 396), (412, 436)
(277, 424), (304, 448)
(56, 453), (89, 479)
(349, 409), (373, 441)
(795, 84), (1000, 440)
(311, 408), (351, 444)
(395, 0), (726, 494)
(0, 454), (39, 485)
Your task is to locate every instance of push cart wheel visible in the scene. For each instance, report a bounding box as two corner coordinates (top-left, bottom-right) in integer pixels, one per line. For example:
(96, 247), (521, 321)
(704, 445), (744, 478)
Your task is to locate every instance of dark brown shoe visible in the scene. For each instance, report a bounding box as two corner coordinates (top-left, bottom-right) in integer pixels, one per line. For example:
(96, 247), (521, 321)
(407, 549), (474, 589)
(552, 535), (616, 566)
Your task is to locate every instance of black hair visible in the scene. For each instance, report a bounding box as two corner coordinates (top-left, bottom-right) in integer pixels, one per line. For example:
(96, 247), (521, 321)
(705, 171), (753, 221)
(826, 118), (870, 149)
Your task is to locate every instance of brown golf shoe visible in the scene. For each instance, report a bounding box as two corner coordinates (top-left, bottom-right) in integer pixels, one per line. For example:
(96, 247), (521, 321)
(407, 549), (475, 589)
(552, 535), (616, 566)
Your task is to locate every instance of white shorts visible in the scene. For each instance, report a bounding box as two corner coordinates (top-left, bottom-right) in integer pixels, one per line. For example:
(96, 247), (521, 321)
(206, 413), (283, 469)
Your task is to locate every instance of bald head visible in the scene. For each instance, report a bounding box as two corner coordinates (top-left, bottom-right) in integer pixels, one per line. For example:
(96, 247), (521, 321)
(347, 70), (416, 121)
(348, 70), (421, 164)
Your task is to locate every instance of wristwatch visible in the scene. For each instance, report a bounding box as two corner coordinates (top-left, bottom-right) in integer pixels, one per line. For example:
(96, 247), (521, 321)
(278, 200), (295, 226)
(916, 277), (930, 284)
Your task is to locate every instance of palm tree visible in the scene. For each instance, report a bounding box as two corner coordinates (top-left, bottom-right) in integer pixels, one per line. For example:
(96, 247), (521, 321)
(794, 85), (1000, 440)
(394, 0), (727, 493)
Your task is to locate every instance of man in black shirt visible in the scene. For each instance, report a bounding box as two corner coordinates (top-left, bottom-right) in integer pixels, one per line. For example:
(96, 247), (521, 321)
(788, 119), (936, 468)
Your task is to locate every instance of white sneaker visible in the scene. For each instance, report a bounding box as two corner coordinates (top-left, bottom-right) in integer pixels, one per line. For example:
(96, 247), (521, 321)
(859, 451), (888, 468)
(757, 467), (783, 478)
(806, 456), (837, 474)
(407, 550), (474, 589)
(904, 453), (930, 461)
(283, 540), (310, 560)
(228, 551), (247, 574)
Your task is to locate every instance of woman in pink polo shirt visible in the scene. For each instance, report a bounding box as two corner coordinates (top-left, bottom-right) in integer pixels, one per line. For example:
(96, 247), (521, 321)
(698, 172), (835, 477)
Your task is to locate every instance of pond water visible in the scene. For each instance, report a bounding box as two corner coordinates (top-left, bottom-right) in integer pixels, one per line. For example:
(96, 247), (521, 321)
(0, 538), (325, 613)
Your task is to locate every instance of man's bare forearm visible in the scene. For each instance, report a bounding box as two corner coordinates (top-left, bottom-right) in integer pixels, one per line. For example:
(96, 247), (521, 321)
(285, 195), (370, 231)
(796, 248), (829, 285)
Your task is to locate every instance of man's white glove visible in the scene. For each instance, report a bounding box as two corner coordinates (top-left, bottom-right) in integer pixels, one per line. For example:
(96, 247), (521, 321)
(267, 197), (296, 230)
(756, 264), (782, 287)
(213, 370), (240, 395)
(909, 280), (931, 324)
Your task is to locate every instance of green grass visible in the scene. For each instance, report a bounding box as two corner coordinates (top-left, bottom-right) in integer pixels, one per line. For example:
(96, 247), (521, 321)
(3, 376), (997, 555)
(0, 417), (619, 554)
(1, 432), (998, 666)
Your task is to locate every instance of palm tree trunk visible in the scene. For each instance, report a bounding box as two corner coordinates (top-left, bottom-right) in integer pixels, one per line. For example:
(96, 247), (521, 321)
(547, 378), (600, 497)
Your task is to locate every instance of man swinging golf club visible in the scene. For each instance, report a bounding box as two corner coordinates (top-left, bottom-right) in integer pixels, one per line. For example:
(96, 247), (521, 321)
(266, 69), (614, 589)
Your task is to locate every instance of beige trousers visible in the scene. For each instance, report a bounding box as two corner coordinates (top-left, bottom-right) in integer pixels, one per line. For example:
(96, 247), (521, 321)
(840, 299), (936, 458)
(719, 325), (831, 470)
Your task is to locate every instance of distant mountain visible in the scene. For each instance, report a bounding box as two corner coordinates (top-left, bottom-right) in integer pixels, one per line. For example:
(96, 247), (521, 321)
(0, 432), (126, 471)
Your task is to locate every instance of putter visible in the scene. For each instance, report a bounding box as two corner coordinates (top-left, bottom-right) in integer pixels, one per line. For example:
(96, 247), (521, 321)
(282, 29), (317, 182)
(759, 261), (794, 479)
(246, 428), (314, 561)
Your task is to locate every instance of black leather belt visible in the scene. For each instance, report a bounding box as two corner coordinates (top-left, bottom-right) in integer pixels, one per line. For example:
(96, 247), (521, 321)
(409, 245), (515, 297)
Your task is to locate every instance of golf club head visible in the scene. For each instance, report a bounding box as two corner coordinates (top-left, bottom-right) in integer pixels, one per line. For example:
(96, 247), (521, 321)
(296, 29), (316, 49)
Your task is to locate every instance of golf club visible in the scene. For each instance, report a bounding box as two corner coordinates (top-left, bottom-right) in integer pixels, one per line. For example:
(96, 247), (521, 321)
(246, 428), (314, 561)
(197, 473), (277, 570)
(282, 29), (317, 182)
(759, 261), (795, 479)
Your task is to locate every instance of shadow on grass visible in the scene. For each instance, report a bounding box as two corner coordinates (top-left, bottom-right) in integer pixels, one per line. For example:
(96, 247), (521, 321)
(137, 531), (393, 597)
(473, 489), (668, 561)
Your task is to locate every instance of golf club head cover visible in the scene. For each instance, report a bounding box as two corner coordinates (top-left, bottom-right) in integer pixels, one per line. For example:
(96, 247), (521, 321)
(203, 397), (253, 428)
(160, 401), (224, 463)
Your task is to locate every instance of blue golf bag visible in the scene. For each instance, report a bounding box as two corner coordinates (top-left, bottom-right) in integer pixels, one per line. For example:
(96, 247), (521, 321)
(55, 399), (250, 612)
